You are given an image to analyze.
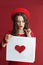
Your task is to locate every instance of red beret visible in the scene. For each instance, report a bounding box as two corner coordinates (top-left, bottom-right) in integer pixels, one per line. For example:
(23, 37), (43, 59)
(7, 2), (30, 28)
(11, 8), (30, 20)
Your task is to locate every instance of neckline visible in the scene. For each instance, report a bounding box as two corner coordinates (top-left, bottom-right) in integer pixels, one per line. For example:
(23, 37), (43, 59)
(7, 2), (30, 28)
(17, 33), (25, 35)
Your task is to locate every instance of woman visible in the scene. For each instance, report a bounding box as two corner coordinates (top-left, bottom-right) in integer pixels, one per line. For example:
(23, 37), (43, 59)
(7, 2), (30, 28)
(2, 8), (34, 65)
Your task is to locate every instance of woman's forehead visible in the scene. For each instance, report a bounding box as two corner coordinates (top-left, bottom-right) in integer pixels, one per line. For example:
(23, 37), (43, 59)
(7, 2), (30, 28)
(16, 16), (24, 21)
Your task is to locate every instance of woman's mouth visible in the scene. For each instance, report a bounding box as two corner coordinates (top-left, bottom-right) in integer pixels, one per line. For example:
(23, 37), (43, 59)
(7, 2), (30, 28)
(19, 26), (23, 28)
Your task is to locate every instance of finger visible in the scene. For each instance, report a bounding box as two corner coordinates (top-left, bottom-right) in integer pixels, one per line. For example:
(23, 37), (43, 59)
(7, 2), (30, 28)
(27, 28), (31, 30)
(2, 44), (7, 47)
(27, 28), (31, 31)
(24, 29), (28, 33)
(9, 34), (12, 38)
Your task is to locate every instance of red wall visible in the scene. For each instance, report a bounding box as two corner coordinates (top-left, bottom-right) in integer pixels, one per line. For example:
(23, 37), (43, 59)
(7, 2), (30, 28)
(0, 0), (43, 65)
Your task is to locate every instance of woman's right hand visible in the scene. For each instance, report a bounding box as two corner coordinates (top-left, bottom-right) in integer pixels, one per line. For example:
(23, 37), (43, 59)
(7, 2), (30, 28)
(2, 42), (7, 47)
(2, 34), (12, 47)
(5, 34), (12, 42)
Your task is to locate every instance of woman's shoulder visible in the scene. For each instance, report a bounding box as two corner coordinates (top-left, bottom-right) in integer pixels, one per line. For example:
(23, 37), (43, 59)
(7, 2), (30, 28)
(4, 31), (11, 38)
(5, 30), (12, 38)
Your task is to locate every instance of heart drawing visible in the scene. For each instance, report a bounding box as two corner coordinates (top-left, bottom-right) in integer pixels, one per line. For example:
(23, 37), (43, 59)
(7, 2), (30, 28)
(15, 45), (25, 53)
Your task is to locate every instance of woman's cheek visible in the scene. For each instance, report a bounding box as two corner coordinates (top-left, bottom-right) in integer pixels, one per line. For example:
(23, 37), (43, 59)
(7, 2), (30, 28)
(17, 23), (20, 26)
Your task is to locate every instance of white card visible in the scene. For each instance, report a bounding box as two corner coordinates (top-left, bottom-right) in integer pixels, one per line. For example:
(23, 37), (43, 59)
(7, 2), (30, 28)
(6, 36), (36, 63)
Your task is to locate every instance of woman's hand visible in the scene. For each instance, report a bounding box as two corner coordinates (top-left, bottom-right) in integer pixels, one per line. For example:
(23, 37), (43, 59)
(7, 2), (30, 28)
(2, 42), (7, 47)
(24, 28), (31, 37)
(2, 34), (12, 47)
(5, 34), (12, 42)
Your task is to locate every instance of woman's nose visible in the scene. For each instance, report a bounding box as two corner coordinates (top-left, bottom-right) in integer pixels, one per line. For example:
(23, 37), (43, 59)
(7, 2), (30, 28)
(19, 21), (22, 25)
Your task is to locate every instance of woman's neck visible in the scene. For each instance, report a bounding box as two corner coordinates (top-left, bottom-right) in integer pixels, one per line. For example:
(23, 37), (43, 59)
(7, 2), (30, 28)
(18, 29), (25, 34)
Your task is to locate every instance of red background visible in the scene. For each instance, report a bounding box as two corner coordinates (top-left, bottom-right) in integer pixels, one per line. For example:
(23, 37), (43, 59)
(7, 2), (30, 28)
(0, 0), (43, 65)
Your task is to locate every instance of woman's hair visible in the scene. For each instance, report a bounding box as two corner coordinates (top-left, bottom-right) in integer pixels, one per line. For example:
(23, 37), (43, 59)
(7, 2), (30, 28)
(11, 12), (30, 36)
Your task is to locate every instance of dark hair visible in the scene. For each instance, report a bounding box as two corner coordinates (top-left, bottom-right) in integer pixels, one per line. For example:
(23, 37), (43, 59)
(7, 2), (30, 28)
(11, 12), (30, 36)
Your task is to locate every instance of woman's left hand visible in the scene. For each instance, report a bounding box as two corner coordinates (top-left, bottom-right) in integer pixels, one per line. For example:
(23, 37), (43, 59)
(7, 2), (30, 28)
(24, 28), (31, 37)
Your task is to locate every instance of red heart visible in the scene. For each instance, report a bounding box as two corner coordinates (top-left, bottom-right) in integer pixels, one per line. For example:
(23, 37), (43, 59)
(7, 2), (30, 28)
(15, 45), (25, 53)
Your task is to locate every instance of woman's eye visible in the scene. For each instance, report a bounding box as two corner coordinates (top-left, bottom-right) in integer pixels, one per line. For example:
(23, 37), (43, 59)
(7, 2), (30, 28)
(16, 21), (24, 23)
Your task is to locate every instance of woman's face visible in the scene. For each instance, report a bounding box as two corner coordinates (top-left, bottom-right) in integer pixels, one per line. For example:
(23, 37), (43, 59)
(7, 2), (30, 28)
(16, 16), (25, 30)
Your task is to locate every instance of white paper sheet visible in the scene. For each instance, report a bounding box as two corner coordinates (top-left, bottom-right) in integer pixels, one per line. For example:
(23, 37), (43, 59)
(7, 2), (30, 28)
(6, 36), (36, 63)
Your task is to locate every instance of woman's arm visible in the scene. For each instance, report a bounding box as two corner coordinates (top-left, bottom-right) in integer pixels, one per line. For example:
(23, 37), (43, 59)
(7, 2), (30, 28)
(2, 41), (7, 47)
(2, 34), (12, 47)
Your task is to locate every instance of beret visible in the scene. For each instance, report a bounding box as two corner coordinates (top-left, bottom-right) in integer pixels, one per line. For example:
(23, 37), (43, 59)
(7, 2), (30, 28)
(11, 8), (30, 20)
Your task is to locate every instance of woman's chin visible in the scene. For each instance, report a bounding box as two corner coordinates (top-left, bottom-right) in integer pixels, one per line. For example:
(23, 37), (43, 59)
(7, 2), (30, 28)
(18, 27), (23, 29)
